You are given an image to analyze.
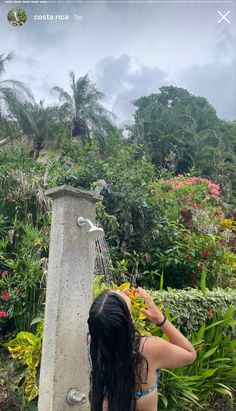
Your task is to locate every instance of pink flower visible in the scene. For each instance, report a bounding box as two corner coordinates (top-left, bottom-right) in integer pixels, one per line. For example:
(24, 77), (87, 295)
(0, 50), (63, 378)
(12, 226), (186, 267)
(1, 270), (9, 277)
(0, 310), (7, 318)
(172, 182), (184, 190)
(211, 189), (220, 196)
(0, 291), (10, 302)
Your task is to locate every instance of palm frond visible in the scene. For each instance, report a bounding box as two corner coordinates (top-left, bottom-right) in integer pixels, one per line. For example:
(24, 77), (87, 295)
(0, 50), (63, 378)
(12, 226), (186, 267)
(51, 86), (73, 106)
(0, 52), (14, 75)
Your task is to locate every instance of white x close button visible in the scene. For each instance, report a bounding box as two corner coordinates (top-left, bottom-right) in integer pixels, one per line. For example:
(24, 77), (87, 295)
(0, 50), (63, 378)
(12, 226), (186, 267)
(217, 10), (230, 24)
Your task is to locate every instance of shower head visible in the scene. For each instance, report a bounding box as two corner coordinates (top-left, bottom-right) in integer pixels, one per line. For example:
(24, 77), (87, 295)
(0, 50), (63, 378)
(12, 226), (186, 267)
(77, 216), (104, 240)
(88, 221), (104, 240)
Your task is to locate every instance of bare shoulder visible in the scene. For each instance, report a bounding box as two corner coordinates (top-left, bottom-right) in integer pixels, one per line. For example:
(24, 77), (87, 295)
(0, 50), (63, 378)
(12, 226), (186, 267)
(139, 336), (163, 358)
(139, 336), (163, 372)
(140, 335), (163, 350)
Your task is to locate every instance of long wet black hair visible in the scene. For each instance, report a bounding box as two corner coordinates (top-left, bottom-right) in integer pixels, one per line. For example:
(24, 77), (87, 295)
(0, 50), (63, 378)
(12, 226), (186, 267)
(87, 290), (148, 411)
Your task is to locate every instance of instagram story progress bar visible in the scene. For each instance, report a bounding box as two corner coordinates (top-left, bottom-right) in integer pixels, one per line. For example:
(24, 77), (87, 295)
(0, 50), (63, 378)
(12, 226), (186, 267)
(3, 0), (233, 4)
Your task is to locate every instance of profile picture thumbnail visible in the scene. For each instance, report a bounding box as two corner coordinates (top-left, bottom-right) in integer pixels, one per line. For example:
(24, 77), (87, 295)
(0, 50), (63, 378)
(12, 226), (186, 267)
(7, 8), (27, 27)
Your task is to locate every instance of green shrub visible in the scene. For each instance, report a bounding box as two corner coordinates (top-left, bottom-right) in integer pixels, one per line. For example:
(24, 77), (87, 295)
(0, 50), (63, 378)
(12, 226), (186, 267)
(158, 306), (236, 410)
(150, 288), (236, 337)
(5, 321), (43, 402)
(0, 221), (48, 333)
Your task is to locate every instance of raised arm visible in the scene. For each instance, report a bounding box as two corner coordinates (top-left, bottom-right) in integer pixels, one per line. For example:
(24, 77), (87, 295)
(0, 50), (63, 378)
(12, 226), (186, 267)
(138, 287), (196, 369)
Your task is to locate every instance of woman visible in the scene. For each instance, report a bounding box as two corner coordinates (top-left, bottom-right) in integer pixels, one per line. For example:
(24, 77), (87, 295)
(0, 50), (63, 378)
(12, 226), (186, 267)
(87, 287), (196, 411)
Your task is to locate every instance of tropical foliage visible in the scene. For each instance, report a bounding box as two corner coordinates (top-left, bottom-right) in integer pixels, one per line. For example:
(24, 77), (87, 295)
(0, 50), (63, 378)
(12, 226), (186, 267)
(0, 52), (235, 410)
(52, 72), (116, 152)
(129, 87), (236, 199)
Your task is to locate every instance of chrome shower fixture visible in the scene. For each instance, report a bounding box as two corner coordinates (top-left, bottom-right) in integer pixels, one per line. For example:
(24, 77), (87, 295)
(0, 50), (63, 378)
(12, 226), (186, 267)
(77, 216), (104, 240)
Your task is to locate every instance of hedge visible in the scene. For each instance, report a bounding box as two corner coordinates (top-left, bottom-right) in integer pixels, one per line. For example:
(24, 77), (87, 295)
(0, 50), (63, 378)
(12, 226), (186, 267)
(150, 287), (236, 337)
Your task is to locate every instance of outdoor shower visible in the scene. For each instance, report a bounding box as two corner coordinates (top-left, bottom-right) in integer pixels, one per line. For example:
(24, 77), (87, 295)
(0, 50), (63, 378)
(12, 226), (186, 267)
(38, 186), (103, 411)
(77, 216), (104, 239)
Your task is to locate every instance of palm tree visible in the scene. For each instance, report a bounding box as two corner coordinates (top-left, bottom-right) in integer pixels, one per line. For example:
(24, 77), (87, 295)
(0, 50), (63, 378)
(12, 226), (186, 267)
(0, 52), (32, 143)
(12, 100), (64, 159)
(52, 72), (115, 152)
(0, 52), (32, 120)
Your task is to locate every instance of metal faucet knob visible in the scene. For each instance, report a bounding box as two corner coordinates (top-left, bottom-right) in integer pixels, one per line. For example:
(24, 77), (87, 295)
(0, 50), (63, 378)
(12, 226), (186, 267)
(67, 388), (86, 405)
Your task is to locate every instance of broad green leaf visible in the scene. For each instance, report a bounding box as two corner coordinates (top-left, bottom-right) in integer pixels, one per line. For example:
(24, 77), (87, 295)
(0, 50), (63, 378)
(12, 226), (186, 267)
(196, 324), (205, 341)
(5, 337), (29, 349)
(209, 358), (231, 364)
(17, 332), (36, 345)
(160, 395), (168, 409)
(200, 269), (206, 296)
(24, 370), (39, 401)
(223, 306), (235, 323)
(202, 345), (219, 359)
(160, 270), (164, 291)
(205, 320), (224, 331)
(200, 368), (217, 378)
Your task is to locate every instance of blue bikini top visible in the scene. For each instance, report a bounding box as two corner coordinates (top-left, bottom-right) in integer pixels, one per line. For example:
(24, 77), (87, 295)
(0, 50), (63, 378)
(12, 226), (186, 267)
(133, 368), (161, 399)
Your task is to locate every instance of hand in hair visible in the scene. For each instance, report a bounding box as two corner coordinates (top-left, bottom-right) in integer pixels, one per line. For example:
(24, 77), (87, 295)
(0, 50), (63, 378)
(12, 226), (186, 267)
(137, 287), (165, 324)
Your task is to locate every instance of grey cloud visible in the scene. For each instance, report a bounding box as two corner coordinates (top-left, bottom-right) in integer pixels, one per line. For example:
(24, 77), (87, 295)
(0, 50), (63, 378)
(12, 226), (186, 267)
(95, 55), (167, 122)
(179, 57), (236, 121)
(95, 28), (236, 122)
(214, 29), (235, 62)
(95, 55), (131, 96)
(179, 32), (236, 120)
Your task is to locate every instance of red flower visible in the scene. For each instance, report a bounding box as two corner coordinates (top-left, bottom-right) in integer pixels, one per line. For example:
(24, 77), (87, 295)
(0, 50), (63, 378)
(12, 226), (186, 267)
(203, 248), (211, 257)
(191, 273), (198, 280)
(208, 308), (213, 318)
(1, 270), (9, 277)
(0, 291), (10, 302)
(0, 310), (7, 318)
(187, 256), (193, 261)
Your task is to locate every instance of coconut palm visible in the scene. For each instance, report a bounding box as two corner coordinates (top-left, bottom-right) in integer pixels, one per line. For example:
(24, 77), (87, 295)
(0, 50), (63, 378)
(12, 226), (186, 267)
(0, 52), (33, 145)
(52, 72), (116, 152)
(0, 52), (32, 120)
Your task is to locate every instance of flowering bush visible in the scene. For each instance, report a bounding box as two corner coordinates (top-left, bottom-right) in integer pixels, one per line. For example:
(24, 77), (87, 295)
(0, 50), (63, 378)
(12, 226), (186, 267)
(151, 175), (222, 219)
(143, 176), (236, 289)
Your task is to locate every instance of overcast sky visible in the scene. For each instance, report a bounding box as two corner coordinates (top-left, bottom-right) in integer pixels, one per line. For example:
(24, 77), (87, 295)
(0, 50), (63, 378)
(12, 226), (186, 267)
(0, 1), (235, 123)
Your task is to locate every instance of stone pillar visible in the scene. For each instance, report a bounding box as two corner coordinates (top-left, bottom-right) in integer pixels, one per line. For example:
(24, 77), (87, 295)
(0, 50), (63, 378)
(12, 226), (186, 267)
(38, 185), (102, 411)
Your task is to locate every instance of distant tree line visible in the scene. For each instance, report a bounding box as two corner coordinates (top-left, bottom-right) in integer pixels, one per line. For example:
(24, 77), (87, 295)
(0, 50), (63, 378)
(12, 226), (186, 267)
(0, 52), (235, 200)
